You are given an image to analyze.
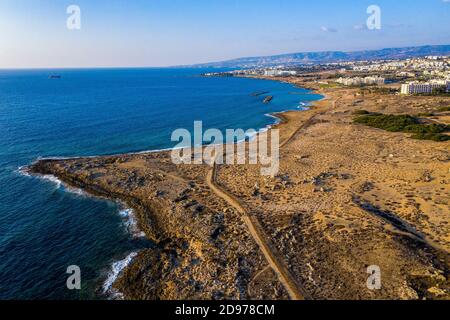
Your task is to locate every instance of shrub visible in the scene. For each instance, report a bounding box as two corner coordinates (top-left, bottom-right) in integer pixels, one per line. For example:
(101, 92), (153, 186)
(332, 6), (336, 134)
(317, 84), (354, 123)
(416, 112), (434, 117)
(437, 106), (450, 112)
(352, 110), (371, 115)
(353, 113), (450, 142)
(319, 83), (340, 89)
(411, 133), (450, 142)
(403, 123), (448, 134)
(354, 114), (418, 132)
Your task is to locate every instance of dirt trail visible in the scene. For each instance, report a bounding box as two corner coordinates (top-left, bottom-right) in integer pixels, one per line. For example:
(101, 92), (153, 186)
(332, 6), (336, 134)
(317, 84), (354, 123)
(206, 158), (309, 300)
(205, 98), (337, 300)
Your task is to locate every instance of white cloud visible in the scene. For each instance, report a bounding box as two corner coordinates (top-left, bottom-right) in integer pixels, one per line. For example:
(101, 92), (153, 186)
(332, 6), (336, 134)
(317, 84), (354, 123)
(320, 26), (337, 33)
(354, 24), (368, 30)
(385, 23), (411, 28)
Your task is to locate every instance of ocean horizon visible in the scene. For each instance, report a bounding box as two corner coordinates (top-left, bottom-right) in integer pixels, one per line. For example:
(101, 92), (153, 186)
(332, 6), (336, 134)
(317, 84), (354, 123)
(0, 68), (322, 299)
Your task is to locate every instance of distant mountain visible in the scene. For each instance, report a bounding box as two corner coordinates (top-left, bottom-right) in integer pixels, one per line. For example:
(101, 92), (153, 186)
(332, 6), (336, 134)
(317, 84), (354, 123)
(184, 45), (450, 68)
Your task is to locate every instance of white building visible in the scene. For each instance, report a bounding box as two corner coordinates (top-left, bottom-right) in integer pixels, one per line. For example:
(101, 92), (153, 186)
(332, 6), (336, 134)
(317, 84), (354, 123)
(365, 76), (386, 85)
(264, 70), (297, 77)
(336, 76), (385, 86)
(401, 81), (450, 95)
(397, 71), (416, 77)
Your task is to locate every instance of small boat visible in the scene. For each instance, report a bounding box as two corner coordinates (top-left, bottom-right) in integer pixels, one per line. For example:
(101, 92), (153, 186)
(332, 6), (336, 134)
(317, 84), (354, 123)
(263, 96), (273, 103)
(49, 75), (62, 79)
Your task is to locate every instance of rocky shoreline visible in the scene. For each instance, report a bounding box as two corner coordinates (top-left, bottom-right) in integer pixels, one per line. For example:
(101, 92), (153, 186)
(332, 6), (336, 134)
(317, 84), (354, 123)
(28, 74), (450, 300)
(28, 151), (288, 299)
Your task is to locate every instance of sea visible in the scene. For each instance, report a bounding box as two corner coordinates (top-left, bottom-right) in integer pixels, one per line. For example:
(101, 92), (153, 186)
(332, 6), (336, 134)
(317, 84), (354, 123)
(0, 68), (322, 299)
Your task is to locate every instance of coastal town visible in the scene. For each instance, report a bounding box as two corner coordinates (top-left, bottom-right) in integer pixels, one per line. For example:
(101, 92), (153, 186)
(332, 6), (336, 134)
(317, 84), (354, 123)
(204, 55), (450, 95)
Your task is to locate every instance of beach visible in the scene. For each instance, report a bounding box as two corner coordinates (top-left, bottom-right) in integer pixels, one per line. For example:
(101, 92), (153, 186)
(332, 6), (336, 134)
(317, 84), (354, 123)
(28, 73), (450, 300)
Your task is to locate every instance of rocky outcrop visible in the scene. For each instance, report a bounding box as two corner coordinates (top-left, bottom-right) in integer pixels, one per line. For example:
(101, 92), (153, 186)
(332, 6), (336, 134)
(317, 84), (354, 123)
(29, 154), (288, 300)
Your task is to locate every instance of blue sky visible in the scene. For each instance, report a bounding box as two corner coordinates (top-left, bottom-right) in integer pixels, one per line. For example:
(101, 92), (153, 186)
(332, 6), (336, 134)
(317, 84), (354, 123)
(1, 0), (449, 68)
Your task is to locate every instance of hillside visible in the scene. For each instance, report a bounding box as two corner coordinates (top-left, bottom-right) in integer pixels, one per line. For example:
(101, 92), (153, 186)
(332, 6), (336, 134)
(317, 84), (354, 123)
(185, 45), (450, 68)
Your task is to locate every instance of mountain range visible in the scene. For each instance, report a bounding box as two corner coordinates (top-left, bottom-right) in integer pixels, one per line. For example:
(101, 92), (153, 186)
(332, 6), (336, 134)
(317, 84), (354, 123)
(184, 45), (450, 68)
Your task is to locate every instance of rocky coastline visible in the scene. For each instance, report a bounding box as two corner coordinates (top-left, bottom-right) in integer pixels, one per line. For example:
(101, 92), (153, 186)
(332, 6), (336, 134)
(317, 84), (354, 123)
(28, 74), (450, 300)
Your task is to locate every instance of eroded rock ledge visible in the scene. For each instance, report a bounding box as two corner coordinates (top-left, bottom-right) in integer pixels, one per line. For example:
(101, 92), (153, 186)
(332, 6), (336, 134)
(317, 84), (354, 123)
(29, 153), (287, 300)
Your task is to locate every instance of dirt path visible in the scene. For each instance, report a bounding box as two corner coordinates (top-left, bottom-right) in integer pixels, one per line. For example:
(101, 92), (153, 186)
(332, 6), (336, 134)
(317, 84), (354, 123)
(205, 98), (338, 300)
(247, 265), (271, 297)
(206, 158), (309, 300)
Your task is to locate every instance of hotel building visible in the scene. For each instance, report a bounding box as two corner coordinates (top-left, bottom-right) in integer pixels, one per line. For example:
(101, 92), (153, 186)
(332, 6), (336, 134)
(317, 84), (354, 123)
(401, 80), (450, 95)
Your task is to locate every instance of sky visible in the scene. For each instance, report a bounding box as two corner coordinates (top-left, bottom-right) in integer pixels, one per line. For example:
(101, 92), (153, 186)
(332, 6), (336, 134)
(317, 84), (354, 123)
(1, 0), (450, 68)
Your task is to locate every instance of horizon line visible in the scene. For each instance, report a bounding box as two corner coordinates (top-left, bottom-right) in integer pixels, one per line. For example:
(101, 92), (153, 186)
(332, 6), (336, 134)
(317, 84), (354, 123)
(2, 43), (449, 70)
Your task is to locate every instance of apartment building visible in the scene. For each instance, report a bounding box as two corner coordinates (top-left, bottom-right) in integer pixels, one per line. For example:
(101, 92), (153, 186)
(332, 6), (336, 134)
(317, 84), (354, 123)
(401, 80), (450, 94)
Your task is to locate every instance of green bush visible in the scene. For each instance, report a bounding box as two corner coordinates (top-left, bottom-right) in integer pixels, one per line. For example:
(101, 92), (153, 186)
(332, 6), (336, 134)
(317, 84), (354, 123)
(353, 113), (450, 142)
(416, 112), (434, 117)
(352, 110), (371, 115)
(411, 133), (450, 142)
(319, 83), (340, 89)
(437, 106), (450, 112)
(354, 114), (418, 132)
(403, 123), (448, 134)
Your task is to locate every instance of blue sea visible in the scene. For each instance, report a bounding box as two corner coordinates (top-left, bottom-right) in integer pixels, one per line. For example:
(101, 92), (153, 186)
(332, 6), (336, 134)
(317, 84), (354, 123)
(0, 68), (322, 299)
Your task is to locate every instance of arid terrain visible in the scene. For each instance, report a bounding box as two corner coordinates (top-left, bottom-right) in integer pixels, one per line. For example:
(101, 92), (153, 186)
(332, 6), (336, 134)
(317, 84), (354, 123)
(29, 72), (449, 300)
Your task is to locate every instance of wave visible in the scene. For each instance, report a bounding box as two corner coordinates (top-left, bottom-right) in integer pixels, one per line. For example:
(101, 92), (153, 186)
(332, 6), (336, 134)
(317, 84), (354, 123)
(42, 174), (63, 189)
(39, 173), (87, 196)
(102, 251), (139, 299)
(16, 166), (31, 177)
(118, 208), (146, 238)
(264, 112), (282, 125)
(102, 209), (144, 299)
(17, 167), (66, 191)
(297, 101), (311, 111)
(18, 169), (144, 298)
(20, 168), (145, 238)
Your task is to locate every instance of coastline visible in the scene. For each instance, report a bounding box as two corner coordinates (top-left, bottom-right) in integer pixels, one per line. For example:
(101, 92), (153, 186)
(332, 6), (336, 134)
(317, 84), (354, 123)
(19, 166), (148, 299)
(24, 75), (322, 299)
(24, 75), (327, 299)
(26, 73), (450, 300)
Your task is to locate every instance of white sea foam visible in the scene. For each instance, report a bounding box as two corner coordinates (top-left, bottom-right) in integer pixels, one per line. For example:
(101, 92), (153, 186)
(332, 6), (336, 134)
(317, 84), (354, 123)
(20, 166), (146, 239)
(39, 175), (145, 237)
(102, 251), (139, 299)
(297, 102), (311, 111)
(64, 185), (87, 196)
(118, 208), (146, 238)
(39, 174), (88, 196)
(18, 167), (142, 298)
(18, 167), (80, 195)
(264, 113), (282, 125)
(41, 174), (63, 189)
(16, 166), (31, 177)
(33, 174), (144, 299)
